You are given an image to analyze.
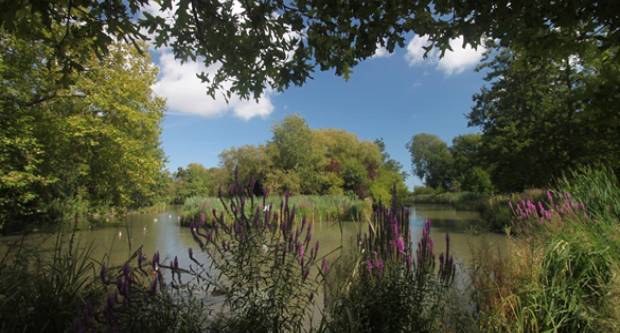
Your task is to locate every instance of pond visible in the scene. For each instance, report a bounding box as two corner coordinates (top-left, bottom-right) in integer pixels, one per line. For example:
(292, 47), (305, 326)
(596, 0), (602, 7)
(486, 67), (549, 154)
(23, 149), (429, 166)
(1, 204), (506, 274)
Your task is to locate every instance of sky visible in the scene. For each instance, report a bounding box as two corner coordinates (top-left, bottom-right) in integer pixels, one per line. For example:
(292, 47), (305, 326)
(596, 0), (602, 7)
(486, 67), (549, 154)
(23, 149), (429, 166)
(155, 35), (487, 189)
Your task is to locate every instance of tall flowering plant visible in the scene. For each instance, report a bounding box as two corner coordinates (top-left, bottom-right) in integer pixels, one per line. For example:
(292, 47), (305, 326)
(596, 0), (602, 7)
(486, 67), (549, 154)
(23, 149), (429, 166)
(186, 181), (327, 332)
(326, 188), (456, 332)
(509, 190), (588, 235)
(91, 177), (329, 332)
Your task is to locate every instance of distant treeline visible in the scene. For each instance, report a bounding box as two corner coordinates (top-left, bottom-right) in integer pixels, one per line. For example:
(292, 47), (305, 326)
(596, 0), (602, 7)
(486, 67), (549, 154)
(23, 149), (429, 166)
(167, 115), (409, 207)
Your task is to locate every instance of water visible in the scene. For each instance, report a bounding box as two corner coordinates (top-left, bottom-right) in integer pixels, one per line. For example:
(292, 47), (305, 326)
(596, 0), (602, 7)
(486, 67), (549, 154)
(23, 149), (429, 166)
(0, 204), (506, 270)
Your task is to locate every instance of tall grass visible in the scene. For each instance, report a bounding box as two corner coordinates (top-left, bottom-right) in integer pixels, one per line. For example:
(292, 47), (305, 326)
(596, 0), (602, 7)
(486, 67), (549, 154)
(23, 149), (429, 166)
(556, 166), (620, 222)
(180, 194), (372, 226)
(469, 167), (620, 332)
(0, 232), (103, 331)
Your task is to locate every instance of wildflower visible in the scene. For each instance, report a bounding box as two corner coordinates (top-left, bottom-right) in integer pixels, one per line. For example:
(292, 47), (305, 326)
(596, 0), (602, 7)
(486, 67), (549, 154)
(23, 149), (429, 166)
(321, 258), (330, 275)
(297, 244), (305, 261)
(374, 258), (384, 274)
(395, 236), (405, 255)
(366, 259), (373, 273)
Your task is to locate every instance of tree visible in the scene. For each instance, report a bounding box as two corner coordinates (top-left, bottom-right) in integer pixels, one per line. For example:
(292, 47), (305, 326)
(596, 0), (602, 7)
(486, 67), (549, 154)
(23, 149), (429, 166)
(0, 38), (165, 231)
(270, 115), (317, 171)
(219, 145), (272, 195)
(3, 1), (617, 100)
(450, 134), (490, 192)
(406, 134), (453, 190)
(468, 43), (620, 191)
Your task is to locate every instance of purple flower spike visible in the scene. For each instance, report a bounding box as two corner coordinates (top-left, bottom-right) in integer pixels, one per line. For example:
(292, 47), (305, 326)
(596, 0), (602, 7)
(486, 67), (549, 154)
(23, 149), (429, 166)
(396, 236), (405, 255)
(297, 244), (305, 261)
(366, 259), (373, 273)
(374, 258), (384, 274)
(321, 258), (330, 275)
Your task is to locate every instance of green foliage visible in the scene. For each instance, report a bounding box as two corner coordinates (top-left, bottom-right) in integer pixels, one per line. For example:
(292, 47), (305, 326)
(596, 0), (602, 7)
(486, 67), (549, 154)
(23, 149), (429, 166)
(556, 167), (620, 222)
(515, 235), (614, 332)
(3, 1), (617, 100)
(171, 115), (407, 204)
(0, 35), (166, 232)
(406, 133), (453, 190)
(469, 43), (620, 192)
(170, 164), (225, 204)
(469, 169), (620, 332)
(0, 233), (103, 331)
(180, 194), (372, 226)
(462, 167), (494, 194)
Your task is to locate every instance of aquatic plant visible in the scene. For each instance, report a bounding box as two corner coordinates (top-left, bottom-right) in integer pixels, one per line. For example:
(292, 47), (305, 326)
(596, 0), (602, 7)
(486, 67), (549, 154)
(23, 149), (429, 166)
(186, 184), (328, 332)
(325, 189), (456, 332)
(180, 194), (372, 227)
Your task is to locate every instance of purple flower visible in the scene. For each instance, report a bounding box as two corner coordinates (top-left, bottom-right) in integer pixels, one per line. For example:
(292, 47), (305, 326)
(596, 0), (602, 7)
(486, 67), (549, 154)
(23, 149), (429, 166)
(395, 236), (405, 255)
(374, 258), (384, 274)
(366, 259), (373, 273)
(297, 244), (305, 260)
(321, 258), (330, 275)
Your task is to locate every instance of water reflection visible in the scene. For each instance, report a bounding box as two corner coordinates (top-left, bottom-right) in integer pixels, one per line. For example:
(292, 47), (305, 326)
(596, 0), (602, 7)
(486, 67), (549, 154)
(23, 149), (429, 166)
(1, 204), (506, 270)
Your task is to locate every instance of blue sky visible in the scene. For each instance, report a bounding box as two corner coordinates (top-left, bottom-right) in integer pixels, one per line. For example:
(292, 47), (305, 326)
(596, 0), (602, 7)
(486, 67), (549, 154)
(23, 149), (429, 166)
(156, 36), (487, 188)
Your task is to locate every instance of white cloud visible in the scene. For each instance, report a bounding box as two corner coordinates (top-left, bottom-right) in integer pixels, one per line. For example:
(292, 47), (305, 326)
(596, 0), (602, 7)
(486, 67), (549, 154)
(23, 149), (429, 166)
(405, 35), (485, 75)
(405, 35), (435, 64)
(152, 49), (274, 120)
(373, 47), (389, 58)
(145, 1), (275, 120)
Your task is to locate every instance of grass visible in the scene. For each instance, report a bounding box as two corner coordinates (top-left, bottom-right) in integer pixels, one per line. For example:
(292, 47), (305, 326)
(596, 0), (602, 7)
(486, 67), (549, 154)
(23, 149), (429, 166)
(409, 189), (547, 232)
(467, 168), (620, 332)
(179, 194), (372, 226)
(1, 167), (618, 332)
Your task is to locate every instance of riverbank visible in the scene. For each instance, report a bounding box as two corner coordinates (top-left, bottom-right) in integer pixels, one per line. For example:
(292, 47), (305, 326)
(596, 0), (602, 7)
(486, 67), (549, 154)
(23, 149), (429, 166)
(1, 168), (618, 332)
(409, 190), (546, 232)
(178, 195), (373, 226)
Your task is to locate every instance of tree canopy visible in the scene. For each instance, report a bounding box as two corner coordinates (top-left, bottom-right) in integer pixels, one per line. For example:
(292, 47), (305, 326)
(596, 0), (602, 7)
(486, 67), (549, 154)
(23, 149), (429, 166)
(0, 36), (166, 231)
(172, 115), (408, 205)
(469, 42), (620, 192)
(2, 0), (617, 100)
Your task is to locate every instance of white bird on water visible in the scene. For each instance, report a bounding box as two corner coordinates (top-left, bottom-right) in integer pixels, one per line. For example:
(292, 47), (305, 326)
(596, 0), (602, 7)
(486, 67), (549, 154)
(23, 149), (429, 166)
(154, 218), (158, 223)
(117, 230), (122, 239)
